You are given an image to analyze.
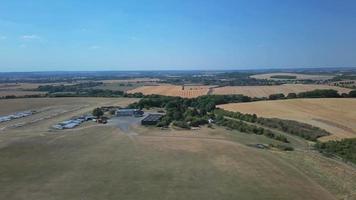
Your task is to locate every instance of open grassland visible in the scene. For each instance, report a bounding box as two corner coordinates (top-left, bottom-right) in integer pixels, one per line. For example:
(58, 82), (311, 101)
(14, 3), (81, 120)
(127, 84), (212, 98)
(0, 82), (78, 90)
(0, 98), (355, 199)
(0, 82), (80, 97)
(217, 98), (356, 141)
(0, 97), (137, 115)
(251, 73), (334, 80)
(212, 84), (351, 98)
(0, 90), (46, 97)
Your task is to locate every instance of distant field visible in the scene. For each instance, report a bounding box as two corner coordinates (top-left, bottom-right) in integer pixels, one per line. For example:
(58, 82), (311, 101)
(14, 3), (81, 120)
(212, 84), (351, 98)
(127, 84), (213, 98)
(0, 82), (78, 97)
(95, 82), (159, 92)
(101, 78), (160, 84)
(251, 73), (334, 80)
(0, 80), (161, 96)
(217, 98), (356, 141)
(0, 82), (77, 90)
(0, 90), (46, 97)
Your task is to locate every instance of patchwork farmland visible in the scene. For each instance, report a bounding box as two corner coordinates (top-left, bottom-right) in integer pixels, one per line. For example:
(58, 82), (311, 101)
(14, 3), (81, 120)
(212, 84), (351, 98)
(217, 98), (356, 141)
(127, 84), (213, 98)
(129, 83), (351, 98)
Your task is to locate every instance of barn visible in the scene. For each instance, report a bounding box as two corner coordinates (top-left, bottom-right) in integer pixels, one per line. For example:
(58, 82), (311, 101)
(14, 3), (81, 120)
(141, 114), (163, 125)
(116, 109), (144, 117)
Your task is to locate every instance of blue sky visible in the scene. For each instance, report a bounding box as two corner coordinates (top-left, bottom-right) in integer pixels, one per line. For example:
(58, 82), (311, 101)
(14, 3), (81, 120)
(0, 0), (356, 72)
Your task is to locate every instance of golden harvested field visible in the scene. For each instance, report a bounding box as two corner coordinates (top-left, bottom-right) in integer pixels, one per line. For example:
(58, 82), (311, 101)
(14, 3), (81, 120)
(127, 84), (212, 98)
(217, 98), (356, 141)
(251, 73), (334, 80)
(212, 84), (351, 98)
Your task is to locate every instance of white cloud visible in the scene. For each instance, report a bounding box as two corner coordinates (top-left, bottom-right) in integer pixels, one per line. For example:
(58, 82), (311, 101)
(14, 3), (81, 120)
(20, 34), (40, 40)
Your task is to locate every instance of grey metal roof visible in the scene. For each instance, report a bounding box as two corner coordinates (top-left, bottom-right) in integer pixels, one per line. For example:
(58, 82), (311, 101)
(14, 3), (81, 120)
(142, 114), (163, 122)
(117, 109), (139, 112)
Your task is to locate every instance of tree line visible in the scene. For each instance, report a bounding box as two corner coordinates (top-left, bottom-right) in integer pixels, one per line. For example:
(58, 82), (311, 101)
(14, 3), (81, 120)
(315, 138), (356, 164)
(267, 89), (356, 100)
(214, 109), (330, 141)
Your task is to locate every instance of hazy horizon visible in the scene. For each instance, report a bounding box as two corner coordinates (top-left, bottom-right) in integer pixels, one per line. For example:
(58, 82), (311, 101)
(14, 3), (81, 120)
(1, 66), (356, 73)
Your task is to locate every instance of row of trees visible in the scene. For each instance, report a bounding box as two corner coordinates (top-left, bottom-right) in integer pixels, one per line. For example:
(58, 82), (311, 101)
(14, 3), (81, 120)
(267, 89), (356, 100)
(36, 82), (103, 93)
(214, 109), (330, 141)
(216, 117), (289, 143)
(315, 138), (356, 164)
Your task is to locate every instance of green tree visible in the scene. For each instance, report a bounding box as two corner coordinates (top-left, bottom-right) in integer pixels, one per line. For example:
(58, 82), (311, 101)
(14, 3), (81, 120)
(93, 108), (104, 118)
(269, 93), (285, 100)
(349, 90), (356, 97)
(287, 93), (297, 99)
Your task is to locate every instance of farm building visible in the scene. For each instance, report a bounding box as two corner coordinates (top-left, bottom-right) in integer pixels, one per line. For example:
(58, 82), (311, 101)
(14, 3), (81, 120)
(141, 114), (163, 125)
(116, 109), (144, 117)
(0, 110), (34, 123)
(52, 115), (94, 130)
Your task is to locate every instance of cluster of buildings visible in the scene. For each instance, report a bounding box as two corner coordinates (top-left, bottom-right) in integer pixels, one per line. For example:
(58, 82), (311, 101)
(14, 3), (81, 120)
(52, 108), (164, 131)
(0, 111), (35, 123)
(115, 109), (144, 117)
(115, 109), (163, 125)
(52, 115), (95, 130)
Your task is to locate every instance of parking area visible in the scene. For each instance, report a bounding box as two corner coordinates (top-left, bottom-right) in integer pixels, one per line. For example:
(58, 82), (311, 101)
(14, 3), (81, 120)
(108, 115), (144, 135)
(108, 112), (161, 135)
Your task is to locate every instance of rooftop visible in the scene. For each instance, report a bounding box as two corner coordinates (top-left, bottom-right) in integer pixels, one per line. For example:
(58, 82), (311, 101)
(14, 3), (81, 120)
(142, 114), (163, 122)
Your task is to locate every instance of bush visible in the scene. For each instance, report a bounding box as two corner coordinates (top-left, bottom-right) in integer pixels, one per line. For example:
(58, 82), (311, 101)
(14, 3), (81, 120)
(190, 117), (208, 127)
(173, 121), (190, 129)
(92, 108), (104, 118)
(269, 93), (285, 100)
(315, 138), (356, 164)
(349, 90), (356, 97)
(287, 93), (297, 99)
(270, 144), (294, 151)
